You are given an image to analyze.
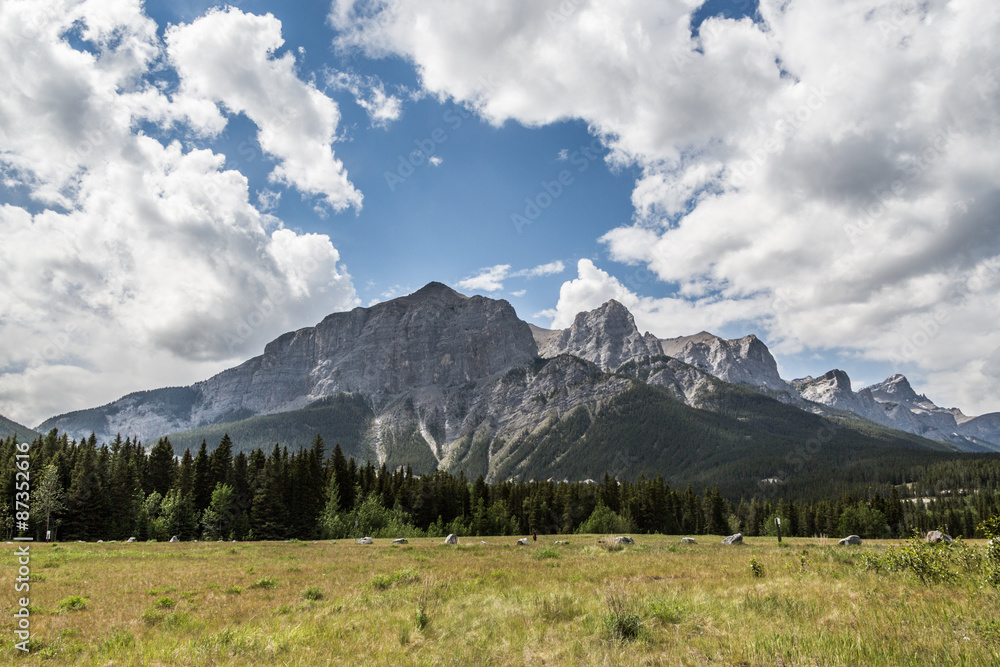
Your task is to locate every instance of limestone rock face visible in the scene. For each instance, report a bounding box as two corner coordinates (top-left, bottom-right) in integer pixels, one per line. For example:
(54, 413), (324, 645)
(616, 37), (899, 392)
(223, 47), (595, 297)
(42, 283), (538, 444)
(660, 332), (789, 393)
(532, 300), (662, 370)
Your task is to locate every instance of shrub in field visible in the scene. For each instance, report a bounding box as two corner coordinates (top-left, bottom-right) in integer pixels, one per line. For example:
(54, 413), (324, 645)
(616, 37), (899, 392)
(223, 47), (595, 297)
(603, 584), (642, 643)
(249, 577), (278, 590)
(533, 546), (560, 560)
(98, 631), (134, 654)
(648, 596), (688, 625)
(57, 596), (88, 612)
(597, 535), (624, 552)
(749, 556), (765, 578)
(882, 538), (958, 584)
(302, 587), (324, 601)
(861, 536), (970, 585)
(142, 610), (164, 625)
(224, 586), (243, 594)
(981, 516), (1000, 587)
(371, 569), (420, 590)
(154, 597), (176, 609)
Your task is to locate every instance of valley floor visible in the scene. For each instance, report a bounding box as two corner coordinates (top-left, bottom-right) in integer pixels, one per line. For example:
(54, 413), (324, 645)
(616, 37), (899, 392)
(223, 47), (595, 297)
(3, 535), (999, 665)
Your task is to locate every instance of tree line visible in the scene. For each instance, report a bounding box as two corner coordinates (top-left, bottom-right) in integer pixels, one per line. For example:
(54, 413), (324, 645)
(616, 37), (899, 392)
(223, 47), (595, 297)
(2, 430), (999, 542)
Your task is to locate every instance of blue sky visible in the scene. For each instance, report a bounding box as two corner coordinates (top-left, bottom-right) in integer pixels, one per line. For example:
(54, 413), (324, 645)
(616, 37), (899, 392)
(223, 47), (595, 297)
(1, 0), (998, 424)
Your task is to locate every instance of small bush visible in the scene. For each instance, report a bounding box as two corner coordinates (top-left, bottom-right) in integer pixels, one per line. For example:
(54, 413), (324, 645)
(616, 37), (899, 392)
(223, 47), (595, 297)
(224, 586), (243, 595)
(57, 596), (88, 612)
(154, 597), (176, 609)
(533, 546), (560, 560)
(649, 597), (687, 625)
(749, 556), (765, 578)
(249, 577), (278, 590)
(603, 585), (642, 643)
(162, 612), (193, 630)
(142, 609), (164, 625)
(98, 630), (134, 654)
(597, 535), (624, 552)
(302, 587), (324, 601)
(371, 569), (420, 591)
(869, 538), (958, 585)
(415, 605), (429, 630)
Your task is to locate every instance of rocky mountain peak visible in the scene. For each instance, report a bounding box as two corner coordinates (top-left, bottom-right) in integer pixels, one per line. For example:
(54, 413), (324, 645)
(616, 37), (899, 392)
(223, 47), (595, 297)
(535, 300), (663, 370)
(792, 369), (858, 409)
(865, 374), (920, 404)
(660, 330), (788, 392)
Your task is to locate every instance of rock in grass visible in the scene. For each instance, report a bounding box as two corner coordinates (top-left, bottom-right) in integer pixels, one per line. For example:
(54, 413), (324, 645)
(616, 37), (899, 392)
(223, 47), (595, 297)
(169, 536), (179, 543)
(838, 535), (862, 546)
(554, 540), (569, 545)
(926, 530), (953, 545)
(444, 534), (459, 545)
(681, 537), (696, 544)
(357, 536), (374, 545)
(516, 538), (530, 546)
(126, 537), (136, 543)
(722, 533), (743, 545)
(615, 536), (635, 545)
(391, 538), (408, 545)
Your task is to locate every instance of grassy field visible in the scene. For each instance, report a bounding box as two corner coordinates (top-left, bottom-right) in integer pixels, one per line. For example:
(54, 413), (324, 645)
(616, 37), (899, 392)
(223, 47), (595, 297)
(3, 535), (999, 665)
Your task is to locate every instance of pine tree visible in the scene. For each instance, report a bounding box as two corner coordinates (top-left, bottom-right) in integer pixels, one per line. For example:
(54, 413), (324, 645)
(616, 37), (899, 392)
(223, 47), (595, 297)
(147, 438), (175, 496)
(210, 434), (234, 487)
(193, 441), (213, 513)
(177, 449), (194, 497)
(64, 440), (104, 540)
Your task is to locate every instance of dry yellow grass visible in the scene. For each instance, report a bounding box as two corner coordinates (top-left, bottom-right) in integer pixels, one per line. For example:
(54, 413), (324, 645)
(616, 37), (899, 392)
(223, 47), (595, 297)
(3, 535), (999, 665)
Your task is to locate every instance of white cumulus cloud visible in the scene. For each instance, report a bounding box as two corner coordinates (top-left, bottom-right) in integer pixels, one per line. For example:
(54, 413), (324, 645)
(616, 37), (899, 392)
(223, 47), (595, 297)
(167, 7), (362, 212)
(458, 265), (511, 292)
(0, 1), (359, 426)
(327, 70), (404, 128)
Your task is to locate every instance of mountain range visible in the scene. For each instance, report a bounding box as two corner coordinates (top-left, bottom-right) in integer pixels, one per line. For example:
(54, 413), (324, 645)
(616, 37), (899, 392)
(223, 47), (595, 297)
(31, 282), (1000, 494)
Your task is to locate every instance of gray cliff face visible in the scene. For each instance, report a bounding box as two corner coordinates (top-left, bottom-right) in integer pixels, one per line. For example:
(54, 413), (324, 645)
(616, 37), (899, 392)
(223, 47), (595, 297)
(957, 413), (1000, 452)
(532, 300), (663, 370)
(41, 283), (538, 444)
(792, 370), (893, 424)
(659, 331), (790, 393)
(866, 374), (922, 406)
(197, 282), (536, 416)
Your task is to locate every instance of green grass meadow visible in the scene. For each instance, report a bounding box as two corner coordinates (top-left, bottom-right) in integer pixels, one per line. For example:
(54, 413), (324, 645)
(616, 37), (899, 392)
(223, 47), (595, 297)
(3, 535), (999, 665)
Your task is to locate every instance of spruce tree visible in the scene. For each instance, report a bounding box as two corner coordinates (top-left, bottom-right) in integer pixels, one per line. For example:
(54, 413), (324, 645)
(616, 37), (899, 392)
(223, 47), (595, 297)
(147, 438), (175, 496)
